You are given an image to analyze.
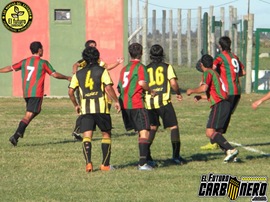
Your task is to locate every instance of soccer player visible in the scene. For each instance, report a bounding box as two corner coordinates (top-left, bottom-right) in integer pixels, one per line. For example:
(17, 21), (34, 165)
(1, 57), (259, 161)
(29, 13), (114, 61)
(144, 44), (186, 166)
(68, 46), (120, 172)
(71, 40), (123, 141)
(186, 54), (239, 163)
(0, 41), (71, 146)
(252, 92), (270, 109)
(200, 36), (246, 150)
(118, 42), (155, 171)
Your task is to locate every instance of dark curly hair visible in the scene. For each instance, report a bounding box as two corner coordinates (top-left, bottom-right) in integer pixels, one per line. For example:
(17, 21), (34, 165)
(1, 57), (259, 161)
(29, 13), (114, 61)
(82, 46), (100, 65)
(150, 44), (165, 63)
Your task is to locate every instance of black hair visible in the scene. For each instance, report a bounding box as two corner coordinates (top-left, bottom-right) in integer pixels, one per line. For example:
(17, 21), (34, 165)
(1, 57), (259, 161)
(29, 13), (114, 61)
(84, 40), (97, 48)
(219, 36), (231, 51)
(30, 41), (42, 54)
(128, 43), (142, 59)
(82, 46), (100, 65)
(201, 54), (213, 68)
(150, 44), (164, 63)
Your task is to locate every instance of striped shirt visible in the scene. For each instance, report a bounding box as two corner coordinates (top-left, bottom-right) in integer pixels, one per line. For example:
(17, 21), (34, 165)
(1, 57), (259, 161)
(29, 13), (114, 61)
(202, 68), (227, 107)
(69, 64), (113, 114)
(213, 51), (245, 95)
(118, 60), (149, 109)
(12, 56), (55, 98)
(144, 62), (177, 109)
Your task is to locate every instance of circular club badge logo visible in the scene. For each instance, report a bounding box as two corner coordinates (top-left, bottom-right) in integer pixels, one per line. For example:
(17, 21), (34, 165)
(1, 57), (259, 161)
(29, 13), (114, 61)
(2, 1), (33, 32)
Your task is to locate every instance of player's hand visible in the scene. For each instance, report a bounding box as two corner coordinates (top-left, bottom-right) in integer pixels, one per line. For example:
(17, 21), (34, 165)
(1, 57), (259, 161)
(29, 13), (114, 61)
(117, 58), (124, 64)
(114, 102), (121, 113)
(150, 90), (156, 98)
(75, 105), (81, 114)
(176, 94), (182, 101)
(194, 95), (202, 102)
(252, 100), (262, 110)
(186, 89), (192, 96)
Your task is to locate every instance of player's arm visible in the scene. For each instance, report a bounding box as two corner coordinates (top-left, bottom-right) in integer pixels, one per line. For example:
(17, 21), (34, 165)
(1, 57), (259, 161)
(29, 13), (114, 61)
(68, 87), (81, 114)
(104, 84), (121, 113)
(186, 84), (208, 96)
(138, 80), (156, 97)
(72, 62), (80, 74)
(105, 58), (124, 70)
(170, 78), (182, 101)
(252, 92), (270, 110)
(0, 66), (13, 73)
(51, 72), (71, 81)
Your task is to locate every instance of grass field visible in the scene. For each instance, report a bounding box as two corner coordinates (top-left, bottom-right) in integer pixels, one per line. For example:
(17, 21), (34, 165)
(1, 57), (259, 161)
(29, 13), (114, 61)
(0, 92), (269, 202)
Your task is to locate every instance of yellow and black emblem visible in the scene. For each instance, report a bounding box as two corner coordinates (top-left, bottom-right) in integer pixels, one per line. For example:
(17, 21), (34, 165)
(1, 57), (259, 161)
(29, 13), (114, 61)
(227, 176), (240, 200)
(1, 1), (33, 32)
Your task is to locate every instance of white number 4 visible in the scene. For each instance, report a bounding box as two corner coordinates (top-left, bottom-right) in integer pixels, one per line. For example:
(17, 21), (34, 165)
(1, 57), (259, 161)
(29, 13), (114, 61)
(26, 66), (35, 81)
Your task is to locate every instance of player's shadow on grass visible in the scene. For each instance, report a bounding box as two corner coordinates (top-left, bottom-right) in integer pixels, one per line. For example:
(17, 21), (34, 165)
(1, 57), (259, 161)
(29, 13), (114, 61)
(189, 152), (225, 162)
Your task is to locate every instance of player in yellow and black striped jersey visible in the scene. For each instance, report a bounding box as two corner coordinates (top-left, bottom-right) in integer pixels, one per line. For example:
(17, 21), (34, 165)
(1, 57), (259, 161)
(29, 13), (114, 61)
(144, 44), (186, 166)
(71, 40), (123, 141)
(68, 46), (120, 172)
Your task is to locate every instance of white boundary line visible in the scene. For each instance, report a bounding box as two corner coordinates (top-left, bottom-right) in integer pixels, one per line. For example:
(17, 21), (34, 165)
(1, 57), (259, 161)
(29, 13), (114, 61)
(230, 141), (270, 156)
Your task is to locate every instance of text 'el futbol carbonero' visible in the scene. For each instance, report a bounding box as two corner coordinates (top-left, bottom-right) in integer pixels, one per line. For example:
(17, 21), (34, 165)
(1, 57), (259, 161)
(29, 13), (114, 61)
(198, 173), (268, 201)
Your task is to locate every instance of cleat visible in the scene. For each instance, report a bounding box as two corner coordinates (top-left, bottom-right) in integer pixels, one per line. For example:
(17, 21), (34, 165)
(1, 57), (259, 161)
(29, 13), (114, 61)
(147, 160), (157, 167)
(9, 136), (18, 147)
(200, 142), (219, 150)
(224, 149), (239, 163)
(172, 156), (187, 165)
(86, 163), (93, 172)
(233, 157), (239, 163)
(100, 164), (115, 171)
(138, 163), (153, 171)
(72, 132), (83, 141)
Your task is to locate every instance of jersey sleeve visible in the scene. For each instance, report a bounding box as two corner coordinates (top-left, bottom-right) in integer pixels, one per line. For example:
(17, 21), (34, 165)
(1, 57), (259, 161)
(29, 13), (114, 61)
(12, 60), (23, 71)
(167, 64), (177, 80)
(101, 69), (113, 86)
(69, 74), (79, 89)
(138, 64), (149, 83)
(44, 61), (56, 75)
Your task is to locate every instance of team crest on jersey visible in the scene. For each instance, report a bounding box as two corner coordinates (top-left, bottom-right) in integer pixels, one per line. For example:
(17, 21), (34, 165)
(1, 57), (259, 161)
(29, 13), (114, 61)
(1, 1), (33, 32)
(198, 173), (268, 201)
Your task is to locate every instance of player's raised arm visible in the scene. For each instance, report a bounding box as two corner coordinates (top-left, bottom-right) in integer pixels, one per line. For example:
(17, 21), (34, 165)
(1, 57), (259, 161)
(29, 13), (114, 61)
(0, 66), (13, 73)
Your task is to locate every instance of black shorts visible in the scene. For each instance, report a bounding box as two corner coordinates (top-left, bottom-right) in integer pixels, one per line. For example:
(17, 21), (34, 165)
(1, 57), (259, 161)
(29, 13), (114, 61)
(227, 95), (241, 114)
(24, 97), (43, 114)
(80, 114), (112, 133)
(123, 108), (150, 132)
(121, 109), (134, 131)
(148, 103), (178, 128)
(207, 100), (230, 132)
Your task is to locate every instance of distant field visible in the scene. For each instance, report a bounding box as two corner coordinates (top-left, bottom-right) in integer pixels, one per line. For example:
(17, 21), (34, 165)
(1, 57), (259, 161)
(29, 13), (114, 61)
(0, 90), (269, 201)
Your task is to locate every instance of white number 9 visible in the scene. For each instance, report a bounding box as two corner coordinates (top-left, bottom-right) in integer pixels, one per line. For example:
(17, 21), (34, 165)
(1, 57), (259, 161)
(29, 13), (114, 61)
(231, 58), (239, 73)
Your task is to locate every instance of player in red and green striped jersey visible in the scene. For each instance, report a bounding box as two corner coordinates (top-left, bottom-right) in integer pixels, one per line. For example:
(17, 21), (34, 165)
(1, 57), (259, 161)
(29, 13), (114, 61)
(0, 41), (71, 146)
(118, 43), (156, 171)
(187, 54), (239, 163)
(201, 36), (246, 150)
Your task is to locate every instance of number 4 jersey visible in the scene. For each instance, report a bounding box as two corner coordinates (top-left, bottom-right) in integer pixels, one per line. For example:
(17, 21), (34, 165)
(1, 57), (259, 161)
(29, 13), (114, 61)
(12, 56), (56, 98)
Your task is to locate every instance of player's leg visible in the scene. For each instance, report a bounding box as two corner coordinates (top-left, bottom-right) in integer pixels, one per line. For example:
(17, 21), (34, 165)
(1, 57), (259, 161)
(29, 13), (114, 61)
(206, 101), (238, 162)
(80, 114), (94, 172)
(147, 109), (159, 166)
(132, 109), (152, 171)
(95, 114), (114, 171)
(9, 97), (42, 146)
(160, 103), (186, 164)
(71, 115), (83, 141)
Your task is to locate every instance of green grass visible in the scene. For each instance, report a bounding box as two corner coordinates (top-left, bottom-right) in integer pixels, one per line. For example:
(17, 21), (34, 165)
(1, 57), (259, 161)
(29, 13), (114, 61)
(0, 92), (270, 202)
